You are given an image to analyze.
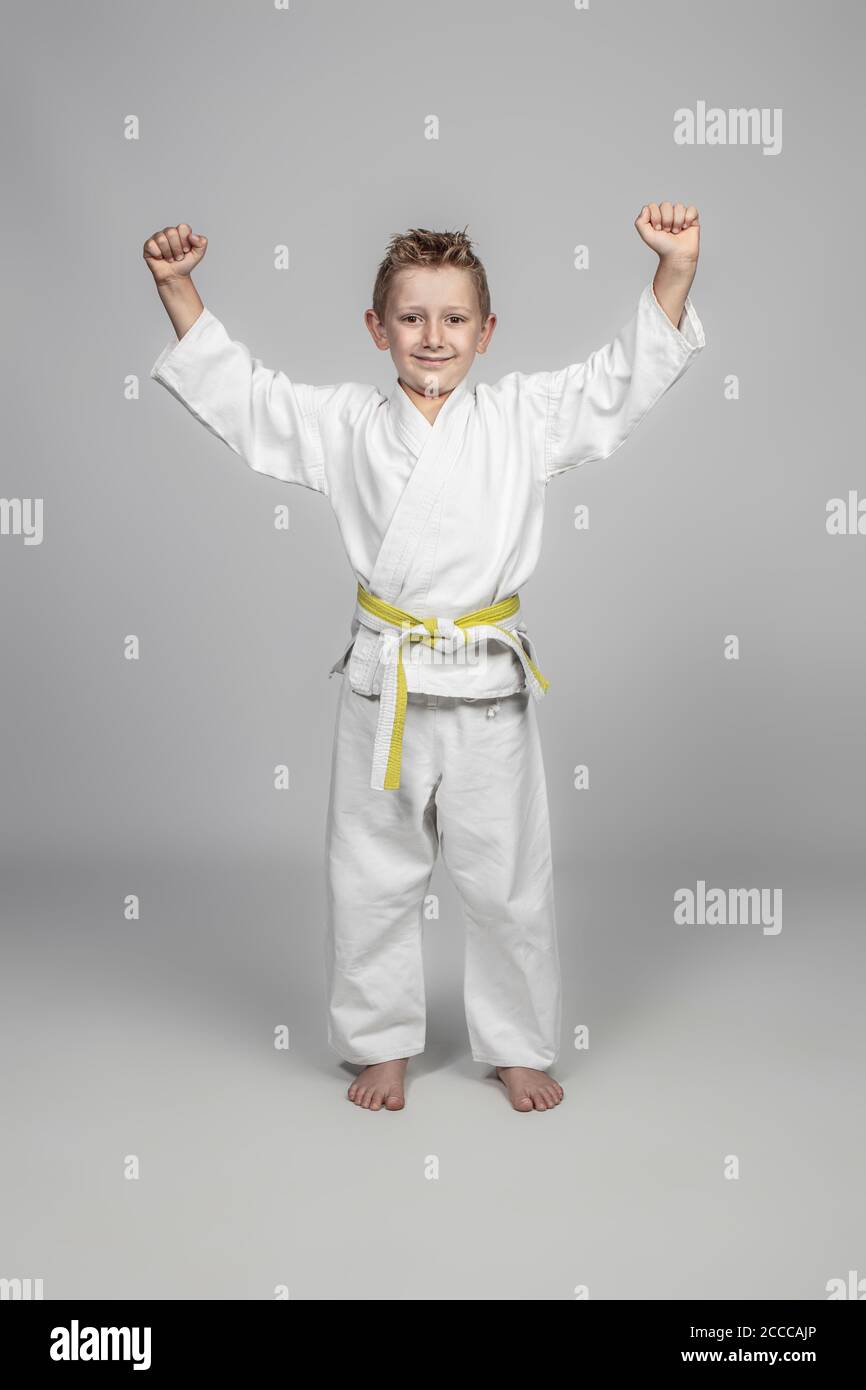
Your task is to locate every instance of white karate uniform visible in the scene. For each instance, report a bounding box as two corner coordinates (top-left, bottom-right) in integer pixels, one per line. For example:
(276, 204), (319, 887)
(151, 281), (705, 1067)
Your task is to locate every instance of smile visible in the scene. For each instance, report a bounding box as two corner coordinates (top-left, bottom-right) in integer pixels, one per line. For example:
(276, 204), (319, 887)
(413, 356), (454, 365)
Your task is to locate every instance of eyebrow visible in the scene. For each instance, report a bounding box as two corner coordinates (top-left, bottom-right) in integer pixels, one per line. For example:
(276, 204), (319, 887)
(397, 305), (474, 313)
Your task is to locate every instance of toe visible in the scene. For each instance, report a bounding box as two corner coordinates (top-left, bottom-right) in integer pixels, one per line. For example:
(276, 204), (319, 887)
(385, 1091), (404, 1110)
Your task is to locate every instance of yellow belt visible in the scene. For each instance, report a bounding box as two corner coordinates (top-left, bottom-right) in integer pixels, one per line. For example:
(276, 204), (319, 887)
(355, 582), (550, 791)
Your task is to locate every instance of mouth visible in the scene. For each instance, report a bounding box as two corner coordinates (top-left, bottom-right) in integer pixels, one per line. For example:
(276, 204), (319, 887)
(413, 355), (454, 366)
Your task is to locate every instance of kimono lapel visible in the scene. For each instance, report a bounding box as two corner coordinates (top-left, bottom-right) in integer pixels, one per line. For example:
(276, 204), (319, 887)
(369, 376), (474, 605)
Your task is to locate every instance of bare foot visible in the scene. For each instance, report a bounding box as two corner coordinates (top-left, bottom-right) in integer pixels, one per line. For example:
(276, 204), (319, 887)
(347, 1058), (408, 1110)
(495, 1066), (564, 1112)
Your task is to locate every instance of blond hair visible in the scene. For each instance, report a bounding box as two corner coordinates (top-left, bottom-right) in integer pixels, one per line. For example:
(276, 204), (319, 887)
(372, 226), (491, 323)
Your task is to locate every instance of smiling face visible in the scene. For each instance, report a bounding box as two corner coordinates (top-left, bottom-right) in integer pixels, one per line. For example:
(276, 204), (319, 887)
(364, 265), (496, 401)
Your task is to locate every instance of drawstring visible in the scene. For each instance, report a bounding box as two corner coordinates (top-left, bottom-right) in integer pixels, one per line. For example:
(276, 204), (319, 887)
(487, 699), (501, 719)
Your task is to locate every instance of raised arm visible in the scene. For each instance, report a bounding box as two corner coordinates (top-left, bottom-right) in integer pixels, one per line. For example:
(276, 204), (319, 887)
(545, 200), (705, 481)
(145, 223), (208, 339)
(143, 223), (333, 494)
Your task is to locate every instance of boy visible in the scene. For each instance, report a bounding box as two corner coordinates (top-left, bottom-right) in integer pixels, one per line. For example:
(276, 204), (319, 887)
(145, 205), (705, 1114)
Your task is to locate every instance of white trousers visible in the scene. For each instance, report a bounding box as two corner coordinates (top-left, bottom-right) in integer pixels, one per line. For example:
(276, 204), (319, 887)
(323, 675), (562, 1069)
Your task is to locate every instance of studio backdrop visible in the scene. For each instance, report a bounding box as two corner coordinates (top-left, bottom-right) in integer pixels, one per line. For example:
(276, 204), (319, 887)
(1, 0), (862, 1301)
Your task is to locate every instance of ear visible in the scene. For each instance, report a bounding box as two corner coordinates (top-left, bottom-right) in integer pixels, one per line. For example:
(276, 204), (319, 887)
(476, 312), (497, 354)
(364, 308), (389, 350)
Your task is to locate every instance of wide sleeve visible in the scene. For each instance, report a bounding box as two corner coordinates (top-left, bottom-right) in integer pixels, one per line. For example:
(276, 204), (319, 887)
(544, 281), (706, 481)
(150, 306), (335, 494)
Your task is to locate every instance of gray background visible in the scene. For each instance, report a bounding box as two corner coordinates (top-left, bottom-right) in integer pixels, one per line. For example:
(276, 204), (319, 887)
(1, 0), (863, 1299)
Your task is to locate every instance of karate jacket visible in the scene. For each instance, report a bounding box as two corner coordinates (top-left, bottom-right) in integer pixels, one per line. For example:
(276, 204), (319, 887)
(150, 281), (706, 699)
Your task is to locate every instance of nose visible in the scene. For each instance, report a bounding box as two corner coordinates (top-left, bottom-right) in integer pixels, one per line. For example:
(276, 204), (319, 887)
(422, 321), (447, 344)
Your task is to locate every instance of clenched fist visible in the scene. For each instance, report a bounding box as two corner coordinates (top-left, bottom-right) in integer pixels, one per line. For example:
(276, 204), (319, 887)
(635, 202), (700, 265)
(143, 224), (208, 285)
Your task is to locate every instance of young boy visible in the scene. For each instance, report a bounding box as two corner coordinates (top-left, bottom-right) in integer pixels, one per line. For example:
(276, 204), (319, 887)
(145, 205), (705, 1114)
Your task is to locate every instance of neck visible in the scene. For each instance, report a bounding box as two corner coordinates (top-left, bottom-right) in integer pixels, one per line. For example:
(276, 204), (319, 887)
(397, 375), (456, 424)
